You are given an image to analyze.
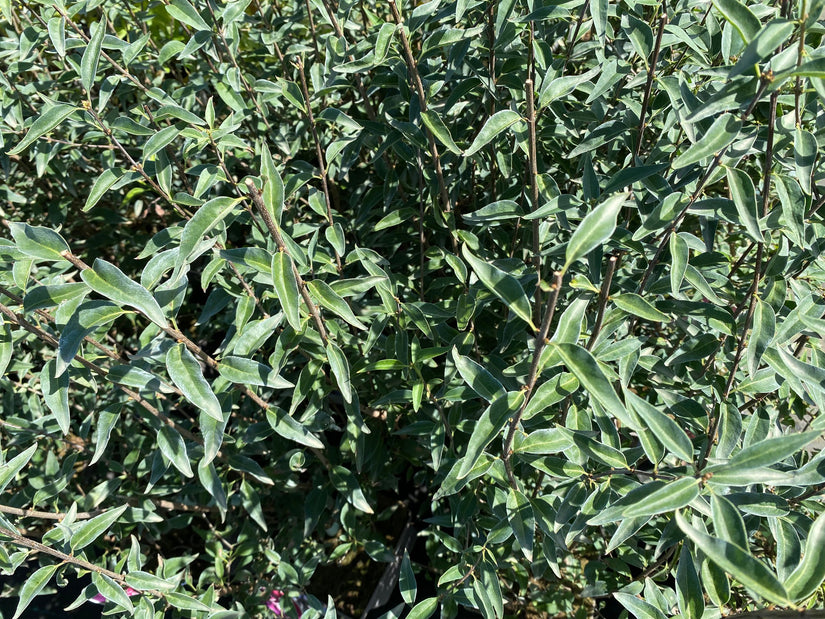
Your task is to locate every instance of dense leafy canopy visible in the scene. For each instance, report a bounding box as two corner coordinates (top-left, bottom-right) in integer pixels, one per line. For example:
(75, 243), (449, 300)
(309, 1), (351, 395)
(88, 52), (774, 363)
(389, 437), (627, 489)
(2, 0), (825, 617)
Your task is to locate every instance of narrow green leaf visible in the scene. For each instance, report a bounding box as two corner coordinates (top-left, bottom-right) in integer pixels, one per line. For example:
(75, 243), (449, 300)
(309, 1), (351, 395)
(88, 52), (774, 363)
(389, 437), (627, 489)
(785, 510), (825, 600)
(9, 222), (70, 261)
(457, 391), (525, 479)
(728, 430), (820, 470)
(794, 127), (817, 195)
(624, 390), (694, 461)
(330, 465), (373, 513)
(218, 356), (292, 389)
(307, 280), (367, 330)
(730, 20), (794, 78)
(711, 494), (748, 549)
(670, 233), (688, 295)
(166, 343), (223, 421)
(84, 168), (126, 212)
(676, 547), (704, 619)
(125, 571), (177, 592)
(0, 444), (37, 494)
(326, 340), (352, 403)
(178, 197), (240, 266)
(747, 299), (775, 376)
(613, 592), (667, 619)
(58, 301), (127, 376)
(673, 113), (742, 169)
(613, 293), (669, 322)
(142, 125), (179, 162)
(13, 564), (60, 619)
(676, 511), (791, 605)
(165, 0), (210, 30)
(81, 258), (169, 328)
(621, 477), (700, 518)
(80, 19), (105, 92)
(522, 373), (579, 420)
(266, 406), (324, 449)
(70, 505), (128, 551)
(92, 573), (134, 613)
(406, 597), (438, 619)
(712, 0), (761, 43)
(399, 550), (417, 605)
(552, 343), (635, 429)
(40, 359), (70, 434)
(463, 110), (522, 157)
(506, 489), (535, 561)
(271, 251), (301, 330)
(421, 110), (461, 155)
(165, 591), (213, 612)
(563, 192), (628, 272)
(8, 103), (77, 156)
(451, 347), (505, 402)
(513, 428), (572, 454)
(261, 143), (284, 224)
(726, 166), (763, 242)
(462, 245), (535, 328)
(157, 425), (194, 478)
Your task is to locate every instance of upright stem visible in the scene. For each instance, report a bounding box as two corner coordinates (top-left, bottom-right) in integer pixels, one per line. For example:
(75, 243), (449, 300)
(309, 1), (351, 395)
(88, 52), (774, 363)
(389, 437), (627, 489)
(525, 78), (542, 324)
(634, 5), (667, 160)
(388, 0), (458, 249)
(503, 272), (564, 490)
(294, 56), (342, 272)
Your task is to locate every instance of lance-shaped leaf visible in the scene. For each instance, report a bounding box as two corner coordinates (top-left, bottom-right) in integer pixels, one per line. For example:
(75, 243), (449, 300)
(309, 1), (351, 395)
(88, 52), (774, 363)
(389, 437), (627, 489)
(463, 110), (523, 157)
(125, 571), (177, 592)
(330, 465), (373, 513)
(9, 222), (70, 261)
(8, 104), (77, 155)
(457, 391), (525, 479)
(728, 430), (820, 470)
(166, 344), (223, 421)
(81, 259), (169, 328)
(84, 168), (126, 212)
(178, 196), (241, 267)
(92, 573), (134, 613)
(726, 166), (763, 242)
(729, 20), (794, 78)
(613, 293), (669, 322)
(399, 550), (417, 605)
(552, 343), (635, 429)
(613, 593), (666, 619)
(13, 564), (60, 619)
(272, 251), (301, 330)
(672, 113), (741, 170)
(711, 494), (748, 549)
(40, 359), (70, 434)
(677, 546), (704, 619)
(676, 511), (791, 605)
(157, 425), (194, 478)
(71, 504), (128, 551)
(506, 489), (535, 561)
(307, 280), (367, 330)
(218, 356), (293, 389)
(326, 340), (352, 403)
(421, 110), (461, 155)
(261, 143), (284, 224)
(451, 347), (505, 402)
(794, 127), (817, 195)
(712, 0), (760, 43)
(624, 390), (694, 461)
(0, 444), (37, 494)
(563, 192), (627, 273)
(165, 0), (210, 30)
(785, 510), (825, 600)
(407, 597), (438, 619)
(58, 301), (127, 376)
(747, 299), (775, 376)
(266, 406), (324, 449)
(80, 18), (105, 92)
(462, 245), (535, 328)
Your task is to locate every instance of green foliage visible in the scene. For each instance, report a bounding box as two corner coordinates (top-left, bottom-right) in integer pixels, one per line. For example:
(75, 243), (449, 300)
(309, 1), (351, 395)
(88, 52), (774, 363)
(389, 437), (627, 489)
(1, 0), (825, 617)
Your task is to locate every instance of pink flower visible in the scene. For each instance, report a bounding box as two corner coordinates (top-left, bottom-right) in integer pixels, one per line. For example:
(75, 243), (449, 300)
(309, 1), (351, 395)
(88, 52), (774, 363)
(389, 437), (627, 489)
(266, 589), (285, 616)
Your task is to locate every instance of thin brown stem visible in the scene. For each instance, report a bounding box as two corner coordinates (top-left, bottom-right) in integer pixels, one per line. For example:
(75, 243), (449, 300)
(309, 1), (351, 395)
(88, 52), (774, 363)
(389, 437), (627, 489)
(634, 6), (667, 160)
(525, 78), (542, 325)
(503, 272), (564, 489)
(586, 255), (619, 351)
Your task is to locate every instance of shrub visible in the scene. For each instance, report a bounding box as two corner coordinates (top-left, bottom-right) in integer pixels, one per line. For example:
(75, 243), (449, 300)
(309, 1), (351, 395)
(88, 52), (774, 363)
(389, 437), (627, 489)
(2, 0), (825, 617)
